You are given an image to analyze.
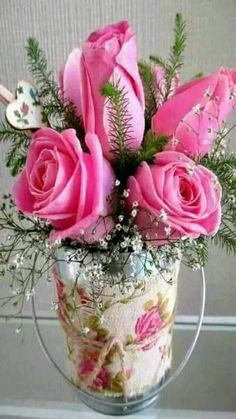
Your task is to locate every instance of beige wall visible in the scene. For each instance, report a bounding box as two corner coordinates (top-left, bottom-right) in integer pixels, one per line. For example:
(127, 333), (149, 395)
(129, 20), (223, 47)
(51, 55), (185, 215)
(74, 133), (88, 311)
(0, 0), (236, 317)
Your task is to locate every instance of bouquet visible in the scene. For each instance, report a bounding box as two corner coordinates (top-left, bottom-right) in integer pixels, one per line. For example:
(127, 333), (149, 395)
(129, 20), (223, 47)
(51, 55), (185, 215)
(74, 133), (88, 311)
(0, 13), (235, 412)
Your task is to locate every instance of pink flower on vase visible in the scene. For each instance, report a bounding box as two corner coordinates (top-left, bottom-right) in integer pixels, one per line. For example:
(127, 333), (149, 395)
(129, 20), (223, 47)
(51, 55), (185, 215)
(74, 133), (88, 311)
(56, 277), (64, 301)
(127, 151), (222, 245)
(55, 277), (66, 321)
(20, 102), (29, 115)
(13, 128), (115, 243)
(135, 306), (164, 351)
(152, 68), (236, 157)
(60, 20), (145, 160)
(79, 359), (111, 390)
(77, 287), (93, 306)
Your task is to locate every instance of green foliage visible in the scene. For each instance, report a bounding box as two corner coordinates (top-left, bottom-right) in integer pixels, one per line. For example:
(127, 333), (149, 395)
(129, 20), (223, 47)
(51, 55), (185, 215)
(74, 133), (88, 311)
(167, 13), (186, 86)
(149, 55), (168, 69)
(101, 81), (133, 161)
(102, 81), (168, 184)
(195, 236), (209, 267)
(203, 150), (236, 255)
(180, 235), (209, 269)
(138, 61), (156, 125)
(0, 195), (52, 314)
(141, 13), (186, 129)
(150, 13), (186, 97)
(26, 38), (85, 140)
(114, 131), (168, 183)
(101, 82), (121, 101)
(192, 72), (204, 79)
(138, 130), (168, 163)
(0, 121), (30, 176)
(214, 224), (236, 254)
(62, 101), (85, 144)
(26, 37), (60, 114)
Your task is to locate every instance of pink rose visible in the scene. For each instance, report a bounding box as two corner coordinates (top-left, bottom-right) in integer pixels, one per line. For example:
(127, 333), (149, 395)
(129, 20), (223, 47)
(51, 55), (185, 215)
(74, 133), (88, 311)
(82, 20), (145, 159)
(79, 360), (111, 390)
(152, 68), (236, 156)
(60, 20), (145, 160)
(13, 128), (115, 243)
(59, 48), (82, 116)
(135, 306), (164, 351)
(127, 151), (222, 245)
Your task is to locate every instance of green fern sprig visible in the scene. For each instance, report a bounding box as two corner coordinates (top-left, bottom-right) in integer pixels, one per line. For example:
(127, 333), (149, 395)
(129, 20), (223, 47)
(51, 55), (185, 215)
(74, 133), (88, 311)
(0, 121), (30, 176)
(101, 81), (168, 182)
(101, 81), (134, 161)
(167, 13), (186, 87)
(196, 236), (209, 267)
(26, 38), (85, 139)
(26, 38), (61, 117)
(137, 130), (168, 163)
(150, 13), (186, 97)
(203, 152), (236, 192)
(213, 224), (236, 254)
(138, 61), (157, 125)
(0, 121), (29, 143)
(149, 55), (169, 69)
(203, 149), (236, 254)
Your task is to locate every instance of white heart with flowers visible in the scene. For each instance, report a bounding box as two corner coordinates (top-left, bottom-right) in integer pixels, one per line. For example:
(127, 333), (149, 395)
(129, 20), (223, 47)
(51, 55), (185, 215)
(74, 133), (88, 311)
(6, 80), (46, 130)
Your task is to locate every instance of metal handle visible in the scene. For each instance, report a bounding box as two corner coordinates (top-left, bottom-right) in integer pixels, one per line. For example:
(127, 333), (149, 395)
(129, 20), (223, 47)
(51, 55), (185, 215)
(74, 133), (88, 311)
(31, 267), (206, 407)
(153, 266), (206, 396)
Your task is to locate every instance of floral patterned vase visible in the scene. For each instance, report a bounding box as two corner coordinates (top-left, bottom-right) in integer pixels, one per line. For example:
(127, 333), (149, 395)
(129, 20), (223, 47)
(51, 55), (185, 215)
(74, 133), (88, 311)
(54, 250), (180, 415)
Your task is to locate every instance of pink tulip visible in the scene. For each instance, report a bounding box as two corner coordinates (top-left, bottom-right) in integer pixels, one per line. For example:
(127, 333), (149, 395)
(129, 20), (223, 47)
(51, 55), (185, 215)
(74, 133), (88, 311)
(127, 151), (222, 245)
(13, 128), (115, 243)
(152, 68), (236, 156)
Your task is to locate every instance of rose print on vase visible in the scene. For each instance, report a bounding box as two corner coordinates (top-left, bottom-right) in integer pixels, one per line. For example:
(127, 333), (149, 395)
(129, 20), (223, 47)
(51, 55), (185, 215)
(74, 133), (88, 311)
(55, 277), (66, 321)
(135, 306), (164, 351)
(79, 359), (111, 390)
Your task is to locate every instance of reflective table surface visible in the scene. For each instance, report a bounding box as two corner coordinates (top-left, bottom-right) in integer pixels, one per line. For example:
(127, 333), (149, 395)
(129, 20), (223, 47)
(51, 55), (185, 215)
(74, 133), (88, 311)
(0, 316), (235, 419)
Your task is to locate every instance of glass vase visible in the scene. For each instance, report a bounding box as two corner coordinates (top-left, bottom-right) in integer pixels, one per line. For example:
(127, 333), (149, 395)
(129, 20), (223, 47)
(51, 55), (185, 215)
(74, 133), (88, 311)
(32, 248), (205, 416)
(53, 249), (181, 415)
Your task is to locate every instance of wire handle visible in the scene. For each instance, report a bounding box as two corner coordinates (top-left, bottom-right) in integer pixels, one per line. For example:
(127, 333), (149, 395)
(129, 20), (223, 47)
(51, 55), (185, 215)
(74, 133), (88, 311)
(31, 267), (206, 408)
(0, 84), (14, 105)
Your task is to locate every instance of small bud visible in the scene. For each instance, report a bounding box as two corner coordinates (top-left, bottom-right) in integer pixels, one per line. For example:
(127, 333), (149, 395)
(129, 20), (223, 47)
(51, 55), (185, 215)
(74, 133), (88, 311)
(123, 189), (130, 198)
(159, 209), (167, 221)
(131, 209), (137, 218)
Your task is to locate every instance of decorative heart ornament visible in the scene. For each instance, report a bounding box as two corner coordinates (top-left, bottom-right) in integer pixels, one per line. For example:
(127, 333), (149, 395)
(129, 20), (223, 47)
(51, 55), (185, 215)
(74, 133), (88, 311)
(6, 81), (46, 130)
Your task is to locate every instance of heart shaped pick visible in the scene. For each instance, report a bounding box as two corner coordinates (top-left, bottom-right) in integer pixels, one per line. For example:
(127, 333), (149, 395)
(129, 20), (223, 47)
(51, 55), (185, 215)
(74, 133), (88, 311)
(6, 81), (46, 130)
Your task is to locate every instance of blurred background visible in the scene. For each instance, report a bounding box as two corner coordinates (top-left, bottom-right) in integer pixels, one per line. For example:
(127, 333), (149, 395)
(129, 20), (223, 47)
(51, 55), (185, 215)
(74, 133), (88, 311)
(0, 1), (236, 416)
(0, 0), (235, 317)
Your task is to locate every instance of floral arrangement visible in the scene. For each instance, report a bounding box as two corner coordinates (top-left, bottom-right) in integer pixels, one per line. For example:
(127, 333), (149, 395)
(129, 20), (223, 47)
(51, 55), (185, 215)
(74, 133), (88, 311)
(0, 14), (236, 314)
